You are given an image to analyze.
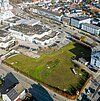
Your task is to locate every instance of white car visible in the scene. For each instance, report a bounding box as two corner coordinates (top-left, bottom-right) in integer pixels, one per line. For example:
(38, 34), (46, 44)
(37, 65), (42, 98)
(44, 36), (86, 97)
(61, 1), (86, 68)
(87, 89), (90, 94)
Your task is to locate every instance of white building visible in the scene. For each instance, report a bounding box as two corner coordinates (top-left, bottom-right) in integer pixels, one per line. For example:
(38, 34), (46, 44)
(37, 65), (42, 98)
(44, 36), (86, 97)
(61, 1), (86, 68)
(9, 24), (59, 46)
(0, 0), (13, 12)
(4, 17), (40, 27)
(16, 19), (40, 26)
(34, 31), (59, 45)
(0, 0), (15, 21)
(2, 83), (27, 101)
(32, 6), (63, 22)
(9, 24), (51, 42)
(0, 30), (15, 49)
(70, 16), (91, 28)
(81, 23), (100, 36)
(90, 46), (100, 70)
(0, 11), (15, 21)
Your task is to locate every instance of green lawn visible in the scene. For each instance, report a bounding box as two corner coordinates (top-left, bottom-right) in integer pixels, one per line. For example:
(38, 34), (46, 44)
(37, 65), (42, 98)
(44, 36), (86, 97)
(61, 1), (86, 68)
(5, 42), (91, 92)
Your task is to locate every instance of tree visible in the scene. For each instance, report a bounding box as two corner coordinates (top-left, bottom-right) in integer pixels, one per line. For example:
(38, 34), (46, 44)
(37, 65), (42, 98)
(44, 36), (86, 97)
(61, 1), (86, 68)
(85, 0), (91, 4)
(80, 36), (87, 41)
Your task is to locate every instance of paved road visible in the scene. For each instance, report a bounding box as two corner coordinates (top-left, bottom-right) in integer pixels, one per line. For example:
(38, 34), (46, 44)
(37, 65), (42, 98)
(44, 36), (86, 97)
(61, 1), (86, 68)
(0, 63), (74, 101)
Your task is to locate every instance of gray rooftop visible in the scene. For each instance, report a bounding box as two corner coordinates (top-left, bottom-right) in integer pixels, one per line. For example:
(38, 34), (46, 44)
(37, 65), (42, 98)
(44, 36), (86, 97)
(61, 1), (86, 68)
(7, 83), (25, 101)
(0, 37), (13, 43)
(7, 89), (18, 101)
(35, 31), (58, 41)
(0, 22), (9, 29)
(0, 30), (10, 37)
(32, 6), (62, 16)
(6, 17), (21, 23)
(72, 16), (90, 21)
(93, 45), (100, 51)
(82, 23), (100, 30)
(11, 24), (50, 35)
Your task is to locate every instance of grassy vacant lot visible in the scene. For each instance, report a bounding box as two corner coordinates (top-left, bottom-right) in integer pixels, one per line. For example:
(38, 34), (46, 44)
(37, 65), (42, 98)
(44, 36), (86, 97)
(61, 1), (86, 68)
(5, 42), (91, 93)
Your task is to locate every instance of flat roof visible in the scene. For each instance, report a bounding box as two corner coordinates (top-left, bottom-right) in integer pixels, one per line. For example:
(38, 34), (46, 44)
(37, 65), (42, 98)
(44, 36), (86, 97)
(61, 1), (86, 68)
(16, 19), (40, 25)
(0, 30), (10, 37)
(93, 45), (100, 51)
(32, 6), (62, 16)
(82, 23), (100, 30)
(72, 16), (90, 21)
(11, 24), (50, 35)
(6, 16), (21, 23)
(0, 23), (9, 29)
(0, 37), (13, 43)
(35, 31), (58, 41)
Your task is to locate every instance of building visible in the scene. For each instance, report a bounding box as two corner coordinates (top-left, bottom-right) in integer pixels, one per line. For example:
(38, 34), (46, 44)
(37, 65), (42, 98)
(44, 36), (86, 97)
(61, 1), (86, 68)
(91, 18), (100, 25)
(9, 24), (51, 42)
(31, 6), (63, 22)
(0, 0), (13, 13)
(0, 72), (19, 95)
(0, 30), (15, 49)
(16, 19), (40, 26)
(9, 23), (60, 46)
(0, 72), (27, 101)
(90, 46), (100, 70)
(70, 16), (91, 28)
(81, 23), (100, 36)
(0, 0), (15, 21)
(4, 16), (21, 26)
(34, 31), (59, 45)
(62, 17), (70, 25)
(2, 83), (26, 101)
(5, 17), (40, 27)
(31, 0), (40, 3)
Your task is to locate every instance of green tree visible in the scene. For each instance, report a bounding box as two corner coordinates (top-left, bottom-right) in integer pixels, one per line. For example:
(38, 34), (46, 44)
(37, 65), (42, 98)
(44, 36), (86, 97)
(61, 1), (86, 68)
(85, 0), (91, 4)
(80, 36), (87, 41)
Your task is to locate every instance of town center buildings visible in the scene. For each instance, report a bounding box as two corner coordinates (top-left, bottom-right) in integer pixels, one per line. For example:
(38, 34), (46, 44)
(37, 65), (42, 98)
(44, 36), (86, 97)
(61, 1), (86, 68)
(0, 30), (15, 49)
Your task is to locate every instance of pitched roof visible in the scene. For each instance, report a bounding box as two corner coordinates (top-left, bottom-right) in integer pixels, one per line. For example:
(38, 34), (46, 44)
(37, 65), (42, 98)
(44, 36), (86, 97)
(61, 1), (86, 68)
(6, 83), (25, 101)
(0, 73), (19, 94)
(7, 88), (19, 101)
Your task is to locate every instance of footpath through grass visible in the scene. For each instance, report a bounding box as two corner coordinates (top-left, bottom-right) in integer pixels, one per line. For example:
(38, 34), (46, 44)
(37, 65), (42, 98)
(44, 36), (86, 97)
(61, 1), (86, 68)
(5, 42), (91, 92)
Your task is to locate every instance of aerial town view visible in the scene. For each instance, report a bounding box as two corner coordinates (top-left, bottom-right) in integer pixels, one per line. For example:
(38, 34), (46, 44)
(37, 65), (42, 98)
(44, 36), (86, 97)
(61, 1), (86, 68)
(0, 0), (100, 101)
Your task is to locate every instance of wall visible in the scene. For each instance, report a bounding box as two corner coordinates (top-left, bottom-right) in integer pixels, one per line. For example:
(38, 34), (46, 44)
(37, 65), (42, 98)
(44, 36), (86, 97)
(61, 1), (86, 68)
(81, 24), (100, 35)
(9, 28), (52, 43)
(90, 56), (100, 68)
(71, 18), (91, 28)
(32, 8), (62, 21)
(2, 94), (11, 101)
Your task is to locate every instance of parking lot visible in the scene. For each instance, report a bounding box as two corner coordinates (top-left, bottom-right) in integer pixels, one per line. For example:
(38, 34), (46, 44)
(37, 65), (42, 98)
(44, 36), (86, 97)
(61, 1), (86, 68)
(16, 46), (40, 58)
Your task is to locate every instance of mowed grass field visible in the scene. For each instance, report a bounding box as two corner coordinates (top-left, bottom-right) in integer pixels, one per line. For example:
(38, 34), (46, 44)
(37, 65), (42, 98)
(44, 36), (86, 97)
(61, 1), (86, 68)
(5, 42), (91, 91)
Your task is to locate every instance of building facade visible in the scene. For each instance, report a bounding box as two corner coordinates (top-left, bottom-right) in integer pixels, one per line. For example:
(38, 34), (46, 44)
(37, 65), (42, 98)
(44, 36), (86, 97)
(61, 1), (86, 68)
(90, 46), (100, 70)
(70, 16), (91, 28)
(0, 0), (14, 21)
(32, 6), (63, 22)
(81, 23), (100, 36)
(0, 30), (15, 49)
(2, 84), (26, 101)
